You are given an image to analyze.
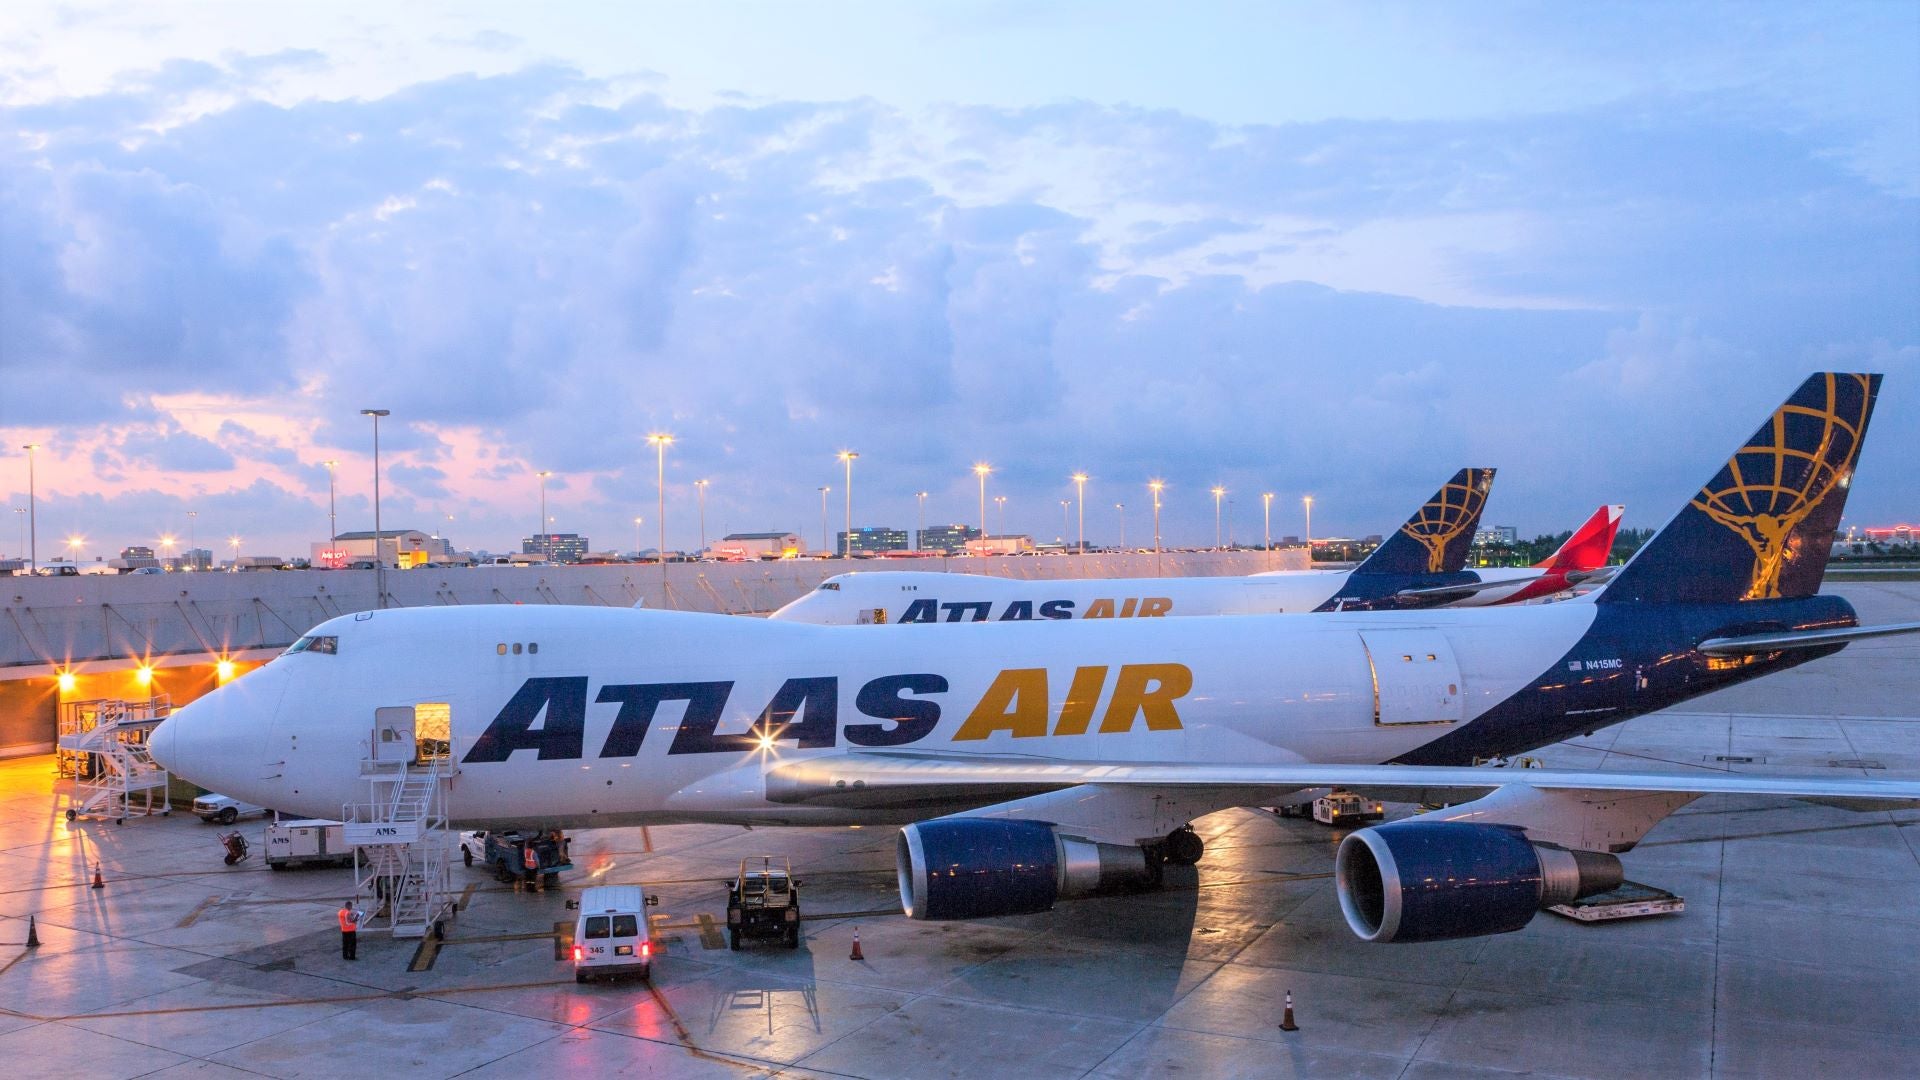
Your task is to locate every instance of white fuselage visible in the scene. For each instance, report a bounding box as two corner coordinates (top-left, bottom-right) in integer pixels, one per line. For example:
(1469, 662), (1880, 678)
(152, 602), (1598, 831)
(770, 569), (1361, 624)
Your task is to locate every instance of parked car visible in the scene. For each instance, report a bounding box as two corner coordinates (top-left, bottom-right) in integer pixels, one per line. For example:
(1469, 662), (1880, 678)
(192, 793), (270, 824)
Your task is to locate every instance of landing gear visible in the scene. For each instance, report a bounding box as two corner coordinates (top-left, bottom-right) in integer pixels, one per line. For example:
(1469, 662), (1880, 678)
(1161, 826), (1205, 867)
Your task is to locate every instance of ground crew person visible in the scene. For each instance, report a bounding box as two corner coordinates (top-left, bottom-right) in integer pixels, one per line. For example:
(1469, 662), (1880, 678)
(339, 900), (361, 960)
(522, 840), (540, 891)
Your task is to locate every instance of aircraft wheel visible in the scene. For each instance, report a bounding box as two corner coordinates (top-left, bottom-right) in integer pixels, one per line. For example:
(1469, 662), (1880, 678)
(1163, 826), (1204, 866)
(64, 809), (76, 822)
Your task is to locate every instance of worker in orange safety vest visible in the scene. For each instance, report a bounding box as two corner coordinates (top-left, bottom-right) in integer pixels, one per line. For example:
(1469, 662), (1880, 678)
(338, 900), (361, 960)
(523, 841), (541, 891)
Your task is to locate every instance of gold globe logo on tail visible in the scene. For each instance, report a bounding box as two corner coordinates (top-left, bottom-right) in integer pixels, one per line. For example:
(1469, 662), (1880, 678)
(1399, 471), (1493, 574)
(1691, 373), (1873, 600)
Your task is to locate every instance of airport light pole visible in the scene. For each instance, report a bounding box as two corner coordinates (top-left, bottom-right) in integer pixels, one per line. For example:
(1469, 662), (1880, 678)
(1303, 495), (1314, 564)
(1060, 500), (1070, 543)
(536, 471), (552, 559)
(227, 535), (240, 567)
(67, 535), (84, 565)
(12, 508), (23, 565)
(187, 510), (197, 568)
(323, 460), (340, 545)
(1262, 492), (1274, 569)
(1071, 472), (1087, 553)
(994, 495), (1006, 540)
(360, 408), (389, 608)
(1149, 480), (1164, 576)
(647, 434), (672, 577)
(838, 451), (858, 557)
(634, 516), (643, 557)
(973, 464), (991, 552)
(160, 533), (175, 569)
(915, 491), (927, 551)
(1115, 503), (1125, 549)
(1211, 486), (1226, 550)
(817, 486), (830, 554)
(695, 479), (709, 554)
(21, 443), (37, 572)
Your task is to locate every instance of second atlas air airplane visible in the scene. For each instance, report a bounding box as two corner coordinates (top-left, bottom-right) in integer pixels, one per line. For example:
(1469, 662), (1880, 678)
(770, 501), (1623, 626)
(151, 374), (1920, 944)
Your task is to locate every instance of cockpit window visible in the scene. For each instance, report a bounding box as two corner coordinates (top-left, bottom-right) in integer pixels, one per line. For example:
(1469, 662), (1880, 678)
(817, 582), (840, 591)
(286, 635), (338, 655)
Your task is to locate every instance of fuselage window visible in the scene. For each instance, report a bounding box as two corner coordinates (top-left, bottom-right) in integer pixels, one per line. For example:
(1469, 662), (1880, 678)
(513, 643), (523, 655)
(528, 642), (539, 654)
(496, 643), (507, 655)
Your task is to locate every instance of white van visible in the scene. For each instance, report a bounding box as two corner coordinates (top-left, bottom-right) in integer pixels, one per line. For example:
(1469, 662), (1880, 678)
(568, 884), (657, 983)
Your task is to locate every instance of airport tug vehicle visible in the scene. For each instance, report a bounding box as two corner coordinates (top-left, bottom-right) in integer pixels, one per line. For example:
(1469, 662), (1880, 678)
(727, 856), (801, 950)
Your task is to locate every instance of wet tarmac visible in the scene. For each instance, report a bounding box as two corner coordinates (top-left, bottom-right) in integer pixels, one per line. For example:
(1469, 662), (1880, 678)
(1, 581), (1915, 1079)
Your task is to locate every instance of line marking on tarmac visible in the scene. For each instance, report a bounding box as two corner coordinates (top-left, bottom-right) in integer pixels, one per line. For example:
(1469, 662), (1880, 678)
(176, 895), (217, 928)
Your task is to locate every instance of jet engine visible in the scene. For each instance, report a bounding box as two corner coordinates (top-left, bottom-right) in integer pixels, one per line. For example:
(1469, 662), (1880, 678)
(896, 818), (1156, 920)
(1335, 819), (1622, 943)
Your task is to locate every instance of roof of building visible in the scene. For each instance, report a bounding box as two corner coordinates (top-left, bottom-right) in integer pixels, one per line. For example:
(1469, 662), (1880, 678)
(722, 532), (800, 541)
(332, 529), (429, 541)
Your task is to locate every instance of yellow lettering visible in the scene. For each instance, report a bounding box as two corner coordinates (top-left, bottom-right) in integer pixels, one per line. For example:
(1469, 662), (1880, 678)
(1051, 666), (1110, 736)
(1119, 598), (1139, 618)
(1099, 663), (1192, 733)
(1138, 596), (1172, 617)
(953, 669), (1051, 740)
(1085, 598), (1116, 619)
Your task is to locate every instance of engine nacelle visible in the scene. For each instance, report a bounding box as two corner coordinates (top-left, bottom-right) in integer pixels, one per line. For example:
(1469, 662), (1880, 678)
(1335, 820), (1623, 943)
(896, 818), (1155, 920)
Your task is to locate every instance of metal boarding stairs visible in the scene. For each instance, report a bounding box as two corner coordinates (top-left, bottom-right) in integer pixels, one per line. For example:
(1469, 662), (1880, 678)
(343, 752), (456, 938)
(58, 697), (173, 824)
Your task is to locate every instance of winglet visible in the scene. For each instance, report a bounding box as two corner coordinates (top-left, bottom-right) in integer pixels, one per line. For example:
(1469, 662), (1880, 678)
(1351, 468), (1497, 576)
(1599, 373), (1880, 605)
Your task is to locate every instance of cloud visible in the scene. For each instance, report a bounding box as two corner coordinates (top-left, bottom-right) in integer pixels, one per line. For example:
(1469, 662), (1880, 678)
(0, 54), (1913, 556)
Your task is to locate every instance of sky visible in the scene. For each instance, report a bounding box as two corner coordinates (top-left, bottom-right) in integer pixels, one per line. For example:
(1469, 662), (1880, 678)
(1, 1), (1915, 560)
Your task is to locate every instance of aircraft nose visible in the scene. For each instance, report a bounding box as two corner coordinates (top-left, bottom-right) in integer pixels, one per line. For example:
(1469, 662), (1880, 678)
(152, 664), (287, 799)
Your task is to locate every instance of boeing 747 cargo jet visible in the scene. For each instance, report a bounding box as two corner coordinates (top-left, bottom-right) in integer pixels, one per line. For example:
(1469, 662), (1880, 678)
(150, 374), (1920, 944)
(769, 501), (1623, 626)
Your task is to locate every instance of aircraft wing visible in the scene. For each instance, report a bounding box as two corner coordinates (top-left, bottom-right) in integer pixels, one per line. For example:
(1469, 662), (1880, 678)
(765, 753), (1920, 806)
(1698, 620), (1920, 656)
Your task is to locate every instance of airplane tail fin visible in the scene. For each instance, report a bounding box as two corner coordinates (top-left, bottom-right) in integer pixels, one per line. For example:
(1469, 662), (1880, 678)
(1598, 373), (1880, 605)
(1536, 504), (1624, 573)
(1351, 468), (1496, 576)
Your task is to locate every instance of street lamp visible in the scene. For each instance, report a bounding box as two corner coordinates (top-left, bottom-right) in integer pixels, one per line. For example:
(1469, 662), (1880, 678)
(633, 516), (643, 557)
(817, 486), (831, 554)
(1115, 503), (1126, 549)
(1059, 499), (1070, 543)
(1148, 480), (1165, 576)
(12, 508), (23, 563)
(187, 510), (197, 569)
(838, 451), (858, 557)
(1262, 492), (1274, 569)
(323, 460), (340, 544)
(360, 408), (390, 608)
(160, 534), (176, 569)
(1071, 472), (1088, 554)
(227, 535), (240, 567)
(694, 479), (709, 554)
(536, 471), (553, 559)
(973, 464), (991, 549)
(647, 434), (673, 575)
(1211, 486), (1226, 550)
(1303, 495), (1314, 563)
(66, 534), (84, 564)
(915, 491), (928, 551)
(20, 443), (37, 572)
(994, 495), (1007, 539)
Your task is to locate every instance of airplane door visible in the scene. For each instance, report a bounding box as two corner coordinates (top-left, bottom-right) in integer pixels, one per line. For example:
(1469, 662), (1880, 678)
(372, 706), (416, 763)
(1358, 630), (1464, 726)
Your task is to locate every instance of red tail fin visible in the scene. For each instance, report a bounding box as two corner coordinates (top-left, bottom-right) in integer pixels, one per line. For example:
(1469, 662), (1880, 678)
(1536, 505), (1623, 572)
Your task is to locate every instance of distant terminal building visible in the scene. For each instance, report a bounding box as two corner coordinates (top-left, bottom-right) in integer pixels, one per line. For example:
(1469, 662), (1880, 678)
(839, 526), (908, 556)
(918, 524), (982, 554)
(524, 533), (589, 565)
(111, 546), (161, 573)
(313, 529), (453, 569)
(976, 534), (1035, 555)
(714, 532), (805, 560)
(1474, 525), (1519, 547)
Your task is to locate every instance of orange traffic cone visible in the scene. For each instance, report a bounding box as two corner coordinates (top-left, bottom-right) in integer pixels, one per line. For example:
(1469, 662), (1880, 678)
(91, 863), (104, 890)
(25, 915), (40, 948)
(849, 927), (864, 961)
(1279, 989), (1299, 1031)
